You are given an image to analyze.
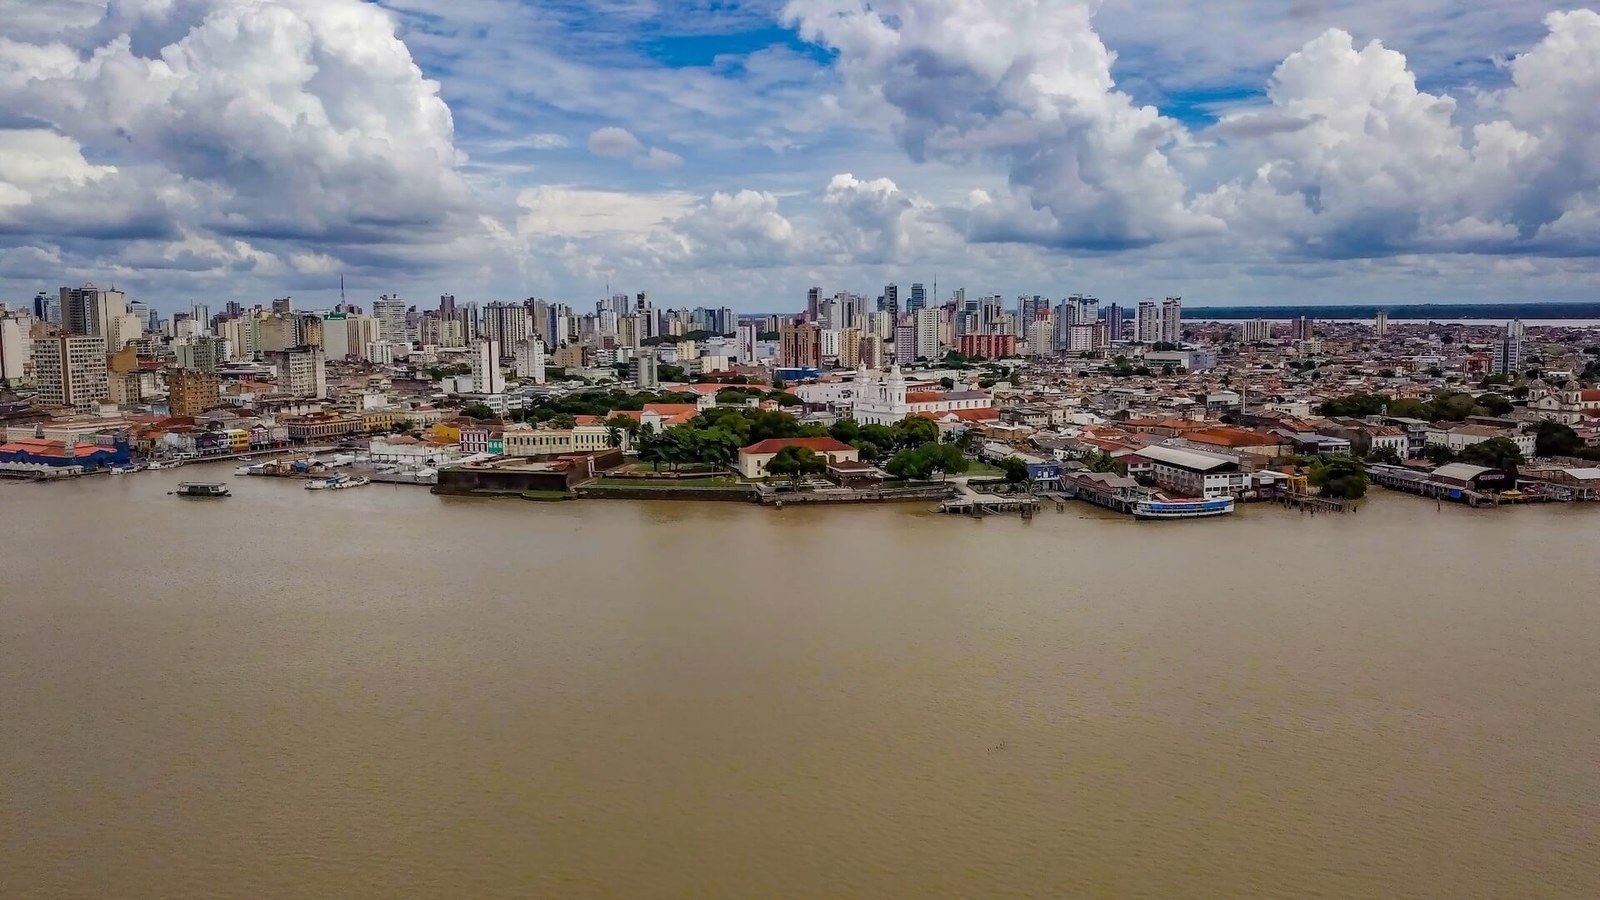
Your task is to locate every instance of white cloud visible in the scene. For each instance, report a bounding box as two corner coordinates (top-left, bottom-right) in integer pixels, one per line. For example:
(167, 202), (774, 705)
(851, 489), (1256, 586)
(636, 147), (686, 171)
(587, 126), (645, 158)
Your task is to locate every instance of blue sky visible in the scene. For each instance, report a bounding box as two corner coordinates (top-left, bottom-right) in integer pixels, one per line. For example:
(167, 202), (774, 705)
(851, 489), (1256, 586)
(2, 0), (1599, 312)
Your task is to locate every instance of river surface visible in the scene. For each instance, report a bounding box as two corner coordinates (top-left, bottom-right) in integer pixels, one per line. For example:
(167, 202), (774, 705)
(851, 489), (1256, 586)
(3, 468), (1598, 899)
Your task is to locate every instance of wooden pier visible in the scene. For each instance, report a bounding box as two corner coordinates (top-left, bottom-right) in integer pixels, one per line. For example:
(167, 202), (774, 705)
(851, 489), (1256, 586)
(1274, 492), (1356, 513)
(940, 483), (1040, 517)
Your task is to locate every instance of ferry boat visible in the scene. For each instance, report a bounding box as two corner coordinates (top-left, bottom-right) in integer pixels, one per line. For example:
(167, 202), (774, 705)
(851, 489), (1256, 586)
(109, 464), (140, 475)
(1133, 496), (1234, 520)
(174, 481), (230, 498)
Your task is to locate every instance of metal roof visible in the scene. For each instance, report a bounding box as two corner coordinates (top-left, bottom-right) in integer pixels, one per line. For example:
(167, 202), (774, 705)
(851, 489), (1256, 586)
(1136, 444), (1240, 472)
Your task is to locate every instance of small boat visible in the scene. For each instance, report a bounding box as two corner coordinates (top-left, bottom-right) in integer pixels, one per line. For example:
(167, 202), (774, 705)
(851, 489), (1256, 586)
(331, 475), (371, 490)
(175, 481), (230, 498)
(109, 465), (139, 475)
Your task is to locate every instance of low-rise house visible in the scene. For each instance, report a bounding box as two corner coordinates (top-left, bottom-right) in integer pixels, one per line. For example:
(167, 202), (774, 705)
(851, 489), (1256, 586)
(737, 437), (859, 479)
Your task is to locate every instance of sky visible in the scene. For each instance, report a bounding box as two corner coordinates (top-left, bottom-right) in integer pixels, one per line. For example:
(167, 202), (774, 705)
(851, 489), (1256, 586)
(3, 0), (1600, 313)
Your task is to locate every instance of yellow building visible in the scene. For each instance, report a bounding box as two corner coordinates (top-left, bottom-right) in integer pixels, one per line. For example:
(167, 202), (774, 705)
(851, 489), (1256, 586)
(426, 421), (462, 445)
(167, 368), (221, 417)
(363, 410), (399, 433)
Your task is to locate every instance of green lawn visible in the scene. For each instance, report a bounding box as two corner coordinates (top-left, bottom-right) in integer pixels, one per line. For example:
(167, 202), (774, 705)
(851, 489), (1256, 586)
(963, 461), (1005, 478)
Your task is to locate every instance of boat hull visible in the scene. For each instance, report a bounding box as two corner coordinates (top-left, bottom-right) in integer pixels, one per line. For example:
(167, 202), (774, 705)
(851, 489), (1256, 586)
(1134, 498), (1234, 519)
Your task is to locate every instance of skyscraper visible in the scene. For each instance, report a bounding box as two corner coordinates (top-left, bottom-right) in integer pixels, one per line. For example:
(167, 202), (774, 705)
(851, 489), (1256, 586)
(908, 283), (926, 315)
(32, 334), (109, 411)
(1102, 303), (1125, 343)
(778, 321), (822, 369)
(1136, 301), (1160, 343)
(439, 294), (456, 319)
(60, 284), (123, 338)
(882, 284), (899, 322)
(33, 292), (59, 325)
(483, 302), (531, 358)
(1375, 310), (1389, 337)
(374, 295), (409, 345)
(1492, 320), (1525, 375)
(806, 287), (822, 322)
(472, 337), (505, 394)
(1242, 319), (1272, 342)
(1160, 297), (1183, 344)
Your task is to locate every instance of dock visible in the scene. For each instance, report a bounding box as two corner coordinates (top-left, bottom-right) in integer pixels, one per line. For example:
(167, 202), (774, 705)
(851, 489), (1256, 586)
(939, 482), (1040, 517)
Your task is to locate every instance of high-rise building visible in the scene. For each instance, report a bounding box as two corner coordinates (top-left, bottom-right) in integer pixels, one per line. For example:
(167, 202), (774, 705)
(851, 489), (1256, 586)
(271, 297), (293, 315)
(1242, 319), (1272, 343)
(736, 323), (759, 363)
(191, 304), (211, 332)
(471, 338), (504, 394)
(915, 308), (942, 361)
(32, 334), (108, 411)
(266, 346), (327, 398)
(0, 311), (30, 386)
(513, 337), (546, 384)
(258, 314), (298, 354)
(1375, 310), (1389, 337)
(859, 334), (885, 369)
(893, 323), (917, 363)
(1102, 303), (1125, 343)
(483, 302), (531, 357)
(908, 283), (926, 315)
(778, 321), (822, 369)
(373, 295), (409, 346)
(167, 368), (220, 417)
(1492, 320), (1525, 376)
(1160, 297), (1183, 344)
(806, 287), (822, 322)
(1135, 301), (1160, 343)
(631, 348), (658, 389)
(1292, 316), (1315, 341)
(1026, 320), (1054, 357)
(174, 335), (225, 373)
(881, 284), (899, 322)
(60, 284), (124, 338)
(33, 292), (60, 325)
(439, 294), (456, 319)
(1067, 324), (1096, 353)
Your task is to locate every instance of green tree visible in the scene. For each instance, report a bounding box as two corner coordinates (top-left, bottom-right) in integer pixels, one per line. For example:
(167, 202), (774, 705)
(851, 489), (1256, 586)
(925, 442), (969, 480)
(1368, 445), (1403, 465)
(1535, 420), (1583, 457)
(892, 416), (940, 449)
(1458, 436), (1523, 472)
(829, 418), (861, 444)
(1475, 393), (1513, 416)
(766, 445), (826, 485)
(549, 413), (578, 429)
(1388, 398), (1432, 419)
(1309, 455), (1370, 499)
(998, 455), (1030, 485)
(1426, 443), (1458, 465)
(939, 377), (956, 389)
(460, 403), (496, 420)
(884, 447), (932, 480)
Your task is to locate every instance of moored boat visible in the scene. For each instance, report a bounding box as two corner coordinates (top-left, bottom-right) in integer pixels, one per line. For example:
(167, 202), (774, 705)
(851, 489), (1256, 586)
(174, 481), (230, 498)
(1133, 496), (1234, 519)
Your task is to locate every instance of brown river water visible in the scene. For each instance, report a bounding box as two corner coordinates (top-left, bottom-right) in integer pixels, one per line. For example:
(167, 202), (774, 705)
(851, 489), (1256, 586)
(3, 466), (1598, 898)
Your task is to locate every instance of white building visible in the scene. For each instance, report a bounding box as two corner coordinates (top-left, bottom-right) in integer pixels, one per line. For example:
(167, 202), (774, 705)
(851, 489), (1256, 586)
(373, 296), (409, 346)
(1138, 444), (1246, 499)
(513, 337), (546, 383)
(1160, 297), (1183, 344)
(1026, 320), (1053, 357)
(267, 346), (327, 399)
(852, 364), (909, 425)
(0, 312), (30, 386)
(364, 341), (398, 365)
(1135, 301), (1160, 343)
(915, 308), (941, 360)
(1491, 319), (1524, 376)
(472, 337), (505, 394)
(1242, 319), (1272, 343)
(32, 334), (109, 411)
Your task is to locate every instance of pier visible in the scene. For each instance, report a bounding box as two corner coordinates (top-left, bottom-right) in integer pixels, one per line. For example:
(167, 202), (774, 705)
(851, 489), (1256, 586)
(939, 482), (1040, 517)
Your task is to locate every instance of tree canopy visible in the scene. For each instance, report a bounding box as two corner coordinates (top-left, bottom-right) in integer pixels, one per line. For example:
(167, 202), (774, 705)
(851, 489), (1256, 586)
(1535, 420), (1583, 457)
(1309, 455), (1369, 499)
(1458, 436), (1523, 471)
(884, 442), (969, 481)
(765, 446), (826, 484)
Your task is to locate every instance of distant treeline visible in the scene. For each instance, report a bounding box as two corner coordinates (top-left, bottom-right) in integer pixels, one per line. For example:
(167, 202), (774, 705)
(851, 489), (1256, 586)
(1188, 302), (1600, 321)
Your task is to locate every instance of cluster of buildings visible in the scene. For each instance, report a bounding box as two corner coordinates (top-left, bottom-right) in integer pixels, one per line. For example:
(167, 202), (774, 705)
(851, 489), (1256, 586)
(8, 277), (1600, 510)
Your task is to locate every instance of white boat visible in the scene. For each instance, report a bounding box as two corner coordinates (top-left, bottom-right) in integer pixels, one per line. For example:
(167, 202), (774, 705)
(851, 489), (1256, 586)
(109, 465), (138, 475)
(305, 476), (337, 490)
(1133, 496), (1235, 519)
(330, 475), (371, 490)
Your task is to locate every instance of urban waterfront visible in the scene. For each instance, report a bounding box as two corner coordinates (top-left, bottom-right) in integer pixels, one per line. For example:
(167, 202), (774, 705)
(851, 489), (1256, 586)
(4, 469), (1598, 898)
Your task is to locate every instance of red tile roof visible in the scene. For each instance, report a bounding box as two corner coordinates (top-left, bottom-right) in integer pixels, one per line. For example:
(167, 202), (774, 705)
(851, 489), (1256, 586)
(740, 437), (855, 455)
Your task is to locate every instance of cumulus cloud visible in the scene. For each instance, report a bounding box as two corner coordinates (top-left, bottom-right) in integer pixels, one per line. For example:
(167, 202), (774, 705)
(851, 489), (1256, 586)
(784, 0), (1223, 249)
(1198, 11), (1600, 259)
(0, 0), (471, 279)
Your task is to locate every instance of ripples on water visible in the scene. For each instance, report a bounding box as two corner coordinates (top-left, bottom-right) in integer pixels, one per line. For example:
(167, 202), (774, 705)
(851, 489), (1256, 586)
(2, 472), (1598, 898)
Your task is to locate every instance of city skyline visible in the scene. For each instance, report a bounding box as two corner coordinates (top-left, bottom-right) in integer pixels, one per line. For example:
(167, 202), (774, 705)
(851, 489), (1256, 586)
(4, 3), (1600, 310)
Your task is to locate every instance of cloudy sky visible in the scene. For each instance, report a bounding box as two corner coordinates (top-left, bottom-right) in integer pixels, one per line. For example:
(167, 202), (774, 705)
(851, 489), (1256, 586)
(3, 0), (1600, 313)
